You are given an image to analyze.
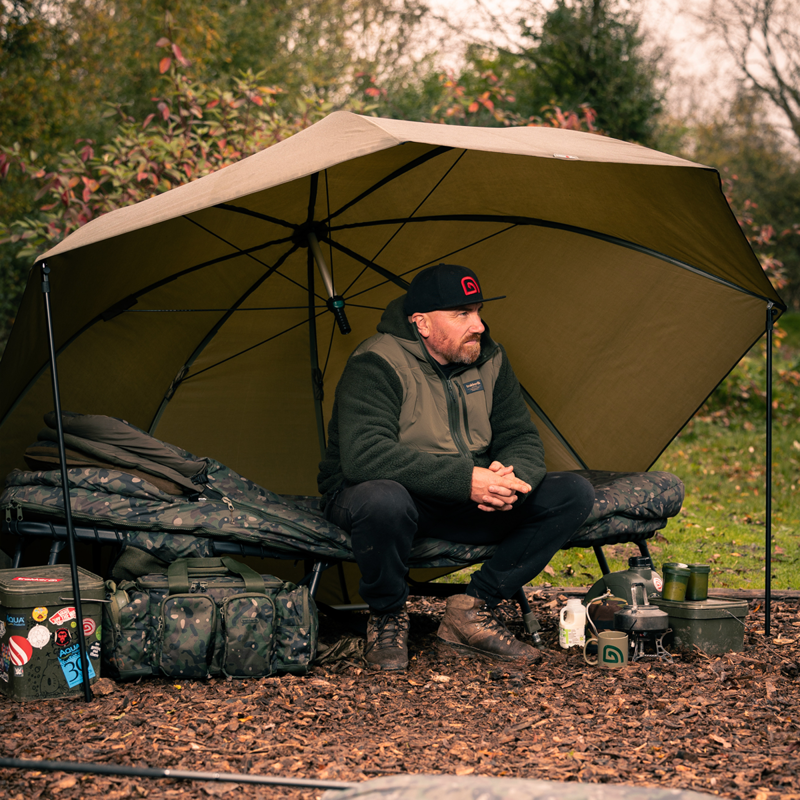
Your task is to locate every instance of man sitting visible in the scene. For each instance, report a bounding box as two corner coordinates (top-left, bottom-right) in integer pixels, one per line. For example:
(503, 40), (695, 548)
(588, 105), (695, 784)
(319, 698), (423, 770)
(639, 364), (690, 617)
(318, 264), (594, 670)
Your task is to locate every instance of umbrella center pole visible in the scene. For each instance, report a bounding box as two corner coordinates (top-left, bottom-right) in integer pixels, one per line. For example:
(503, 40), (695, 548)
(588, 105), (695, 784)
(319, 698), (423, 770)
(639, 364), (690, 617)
(306, 231), (350, 335)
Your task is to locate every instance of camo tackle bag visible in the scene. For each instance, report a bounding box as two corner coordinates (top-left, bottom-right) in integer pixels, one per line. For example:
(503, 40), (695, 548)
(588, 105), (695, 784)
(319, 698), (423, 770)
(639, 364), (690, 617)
(102, 556), (318, 681)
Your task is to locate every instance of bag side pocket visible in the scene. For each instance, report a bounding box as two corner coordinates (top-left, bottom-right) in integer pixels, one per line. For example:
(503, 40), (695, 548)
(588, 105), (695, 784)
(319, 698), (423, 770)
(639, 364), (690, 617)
(221, 594), (275, 678)
(272, 585), (318, 675)
(102, 583), (155, 681)
(159, 594), (217, 678)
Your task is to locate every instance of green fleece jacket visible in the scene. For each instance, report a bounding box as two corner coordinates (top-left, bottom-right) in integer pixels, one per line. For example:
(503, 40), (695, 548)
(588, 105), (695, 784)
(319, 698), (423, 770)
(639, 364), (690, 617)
(317, 297), (546, 505)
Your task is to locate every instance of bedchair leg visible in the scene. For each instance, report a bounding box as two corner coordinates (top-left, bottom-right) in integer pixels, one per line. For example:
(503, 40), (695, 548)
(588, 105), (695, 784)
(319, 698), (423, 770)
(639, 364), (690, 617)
(593, 545), (611, 575)
(48, 539), (67, 565)
(336, 562), (352, 605)
(306, 561), (332, 598)
(513, 587), (542, 645)
(12, 538), (24, 568)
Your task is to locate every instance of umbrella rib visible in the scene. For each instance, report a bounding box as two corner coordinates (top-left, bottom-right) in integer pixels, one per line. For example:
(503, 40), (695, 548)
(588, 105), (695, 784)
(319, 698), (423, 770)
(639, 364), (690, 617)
(186, 215), (327, 301)
(214, 204), (297, 230)
(0, 223), (296, 429)
(322, 238), (409, 290)
(181, 317), (316, 383)
(148, 244), (299, 434)
(340, 150), (468, 298)
(518, 385), (588, 470)
(103, 231), (298, 321)
(329, 214), (774, 303)
(126, 305), (312, 312)
(324, 146), (454, 223)
(325, 223), (516, 304)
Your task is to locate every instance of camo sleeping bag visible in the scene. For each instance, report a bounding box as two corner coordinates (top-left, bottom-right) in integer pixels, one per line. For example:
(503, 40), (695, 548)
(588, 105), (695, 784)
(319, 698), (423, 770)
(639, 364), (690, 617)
(1, 412), (685, 571)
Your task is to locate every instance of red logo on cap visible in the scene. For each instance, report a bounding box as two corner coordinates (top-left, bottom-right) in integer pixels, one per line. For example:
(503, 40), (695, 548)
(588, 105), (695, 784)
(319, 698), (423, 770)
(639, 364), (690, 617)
(461, 277), (480, 296)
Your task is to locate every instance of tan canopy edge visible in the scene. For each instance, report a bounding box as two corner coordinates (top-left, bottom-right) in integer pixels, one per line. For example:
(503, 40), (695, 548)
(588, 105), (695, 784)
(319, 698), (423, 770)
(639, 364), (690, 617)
(0, 111), (785, 499)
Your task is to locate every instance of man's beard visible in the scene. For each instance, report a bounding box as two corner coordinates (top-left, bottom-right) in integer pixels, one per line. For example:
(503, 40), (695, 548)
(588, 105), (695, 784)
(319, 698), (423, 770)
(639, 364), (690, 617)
(432, 332), (481, 365)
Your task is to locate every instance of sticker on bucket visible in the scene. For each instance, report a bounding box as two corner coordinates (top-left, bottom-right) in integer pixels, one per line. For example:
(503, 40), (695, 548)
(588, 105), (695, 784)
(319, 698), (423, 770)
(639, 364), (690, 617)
(82, 619), (97, 637)
(28, 625), (51, 650)
(653, 573), (663, 592)
(54, 629), (72, 648)
(12, 576), (63, 582)
(49, 607), (76, 626)
(9, 636), (33, 666)
(32, 607), (48, 622)
(58, 643), (96, 688)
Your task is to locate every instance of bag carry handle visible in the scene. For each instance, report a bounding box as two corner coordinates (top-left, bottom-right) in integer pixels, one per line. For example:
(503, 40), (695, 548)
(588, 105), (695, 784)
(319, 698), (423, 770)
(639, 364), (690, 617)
(167, 557), (265, 595)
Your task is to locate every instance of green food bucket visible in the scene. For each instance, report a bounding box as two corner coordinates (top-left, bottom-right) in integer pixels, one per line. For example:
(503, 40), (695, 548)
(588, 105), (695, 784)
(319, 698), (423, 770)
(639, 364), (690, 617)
(0, 565), (104, 700)
(661, 562), (690, 602)
(652, 597), (748, 654)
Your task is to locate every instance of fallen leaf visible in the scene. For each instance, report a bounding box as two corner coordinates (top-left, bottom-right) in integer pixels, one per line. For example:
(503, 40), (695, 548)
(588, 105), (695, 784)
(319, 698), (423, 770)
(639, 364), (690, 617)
(455, 766), (475, 776)
(49, 776), (78, 792)
(202, 783), (240, 796)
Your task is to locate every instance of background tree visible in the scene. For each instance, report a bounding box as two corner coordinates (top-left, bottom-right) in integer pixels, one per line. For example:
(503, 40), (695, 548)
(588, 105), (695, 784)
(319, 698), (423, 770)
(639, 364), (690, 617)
(475, 0), (665, 144)
(686, 91), (800, 308)
(0, 0), (433, 157)
(691, 0), (800, 149)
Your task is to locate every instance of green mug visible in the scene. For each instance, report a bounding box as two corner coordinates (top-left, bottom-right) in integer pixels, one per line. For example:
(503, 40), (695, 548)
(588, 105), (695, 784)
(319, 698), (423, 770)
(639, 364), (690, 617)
(583, 630), (629, 669)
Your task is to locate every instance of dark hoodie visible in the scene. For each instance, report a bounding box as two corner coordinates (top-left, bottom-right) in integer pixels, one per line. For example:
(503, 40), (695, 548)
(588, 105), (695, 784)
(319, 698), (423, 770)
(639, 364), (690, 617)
(317, 297), (546, 505)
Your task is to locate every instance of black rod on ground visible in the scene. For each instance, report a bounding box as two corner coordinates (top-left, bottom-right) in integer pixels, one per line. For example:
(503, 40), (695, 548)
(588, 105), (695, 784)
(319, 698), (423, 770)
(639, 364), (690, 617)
(765, 301), (774, 637)
(0, 757), (358, 791)
(40, 262), (93, 702)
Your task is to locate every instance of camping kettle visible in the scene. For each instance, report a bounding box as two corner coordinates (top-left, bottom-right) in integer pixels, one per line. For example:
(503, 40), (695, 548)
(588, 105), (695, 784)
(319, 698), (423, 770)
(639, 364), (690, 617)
(586, 593), (627, 636)
(584, 555), (664, 606)
(613, 582), (669, 634)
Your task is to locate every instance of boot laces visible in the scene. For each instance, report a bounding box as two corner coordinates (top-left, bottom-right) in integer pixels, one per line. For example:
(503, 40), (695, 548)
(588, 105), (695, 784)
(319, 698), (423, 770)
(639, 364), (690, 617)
(476, 604), (515, 645)
(370, 610), (409, 650)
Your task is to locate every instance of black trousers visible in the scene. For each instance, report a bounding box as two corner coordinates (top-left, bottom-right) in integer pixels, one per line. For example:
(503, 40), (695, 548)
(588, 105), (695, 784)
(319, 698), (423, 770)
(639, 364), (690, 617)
(324, 472), (595, 614)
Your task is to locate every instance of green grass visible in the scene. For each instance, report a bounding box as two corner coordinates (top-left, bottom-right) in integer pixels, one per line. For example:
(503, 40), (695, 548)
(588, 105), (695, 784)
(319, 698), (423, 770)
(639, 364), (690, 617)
(440, 312), (800, 593)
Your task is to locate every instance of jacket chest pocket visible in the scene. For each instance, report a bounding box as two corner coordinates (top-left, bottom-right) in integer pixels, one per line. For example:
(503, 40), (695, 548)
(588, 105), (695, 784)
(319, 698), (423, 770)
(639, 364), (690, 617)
(455, 379), (492, 449)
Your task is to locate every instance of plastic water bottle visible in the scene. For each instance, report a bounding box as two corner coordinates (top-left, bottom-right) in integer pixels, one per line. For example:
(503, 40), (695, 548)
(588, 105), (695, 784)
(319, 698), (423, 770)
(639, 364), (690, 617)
(559, 598), (587, 649)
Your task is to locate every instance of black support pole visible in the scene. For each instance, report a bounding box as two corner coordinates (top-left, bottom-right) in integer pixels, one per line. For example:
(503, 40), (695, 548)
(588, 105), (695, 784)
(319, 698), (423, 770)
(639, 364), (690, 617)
(765, 301), (774, 636)
(40, 262), (93, 701)
(0, 757), (357, 791)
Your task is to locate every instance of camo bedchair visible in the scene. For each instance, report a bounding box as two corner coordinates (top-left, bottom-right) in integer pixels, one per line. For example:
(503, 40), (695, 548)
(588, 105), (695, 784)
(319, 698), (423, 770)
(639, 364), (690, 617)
(1, 413), (684, 617)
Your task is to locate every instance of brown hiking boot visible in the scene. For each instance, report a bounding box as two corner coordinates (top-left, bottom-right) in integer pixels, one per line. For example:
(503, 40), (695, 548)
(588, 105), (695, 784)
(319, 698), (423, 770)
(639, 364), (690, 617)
(437, 594), (542, 663)
(365, 607), (410, 671)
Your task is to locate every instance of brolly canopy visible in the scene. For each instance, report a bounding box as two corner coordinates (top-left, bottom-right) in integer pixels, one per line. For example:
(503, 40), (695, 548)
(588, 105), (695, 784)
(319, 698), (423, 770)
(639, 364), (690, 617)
(0, 111), (784, 496)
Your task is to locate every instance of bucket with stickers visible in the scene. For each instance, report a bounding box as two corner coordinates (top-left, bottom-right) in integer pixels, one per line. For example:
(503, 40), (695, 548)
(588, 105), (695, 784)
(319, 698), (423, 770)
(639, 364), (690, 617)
(0, 565), (104, 700)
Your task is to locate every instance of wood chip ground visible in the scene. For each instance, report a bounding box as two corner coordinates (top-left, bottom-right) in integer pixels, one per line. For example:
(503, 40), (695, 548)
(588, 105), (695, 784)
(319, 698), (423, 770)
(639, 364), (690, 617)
(1, 590), (798, 800)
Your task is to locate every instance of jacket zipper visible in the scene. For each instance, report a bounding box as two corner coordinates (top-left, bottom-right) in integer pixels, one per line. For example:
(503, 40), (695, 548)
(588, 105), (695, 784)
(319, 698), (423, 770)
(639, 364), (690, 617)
(444, 378), (472, 459)
(455, 382), (474, 446)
